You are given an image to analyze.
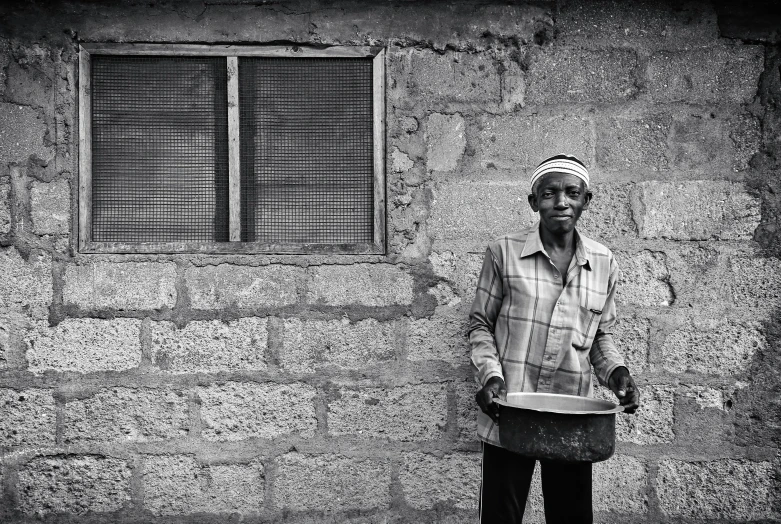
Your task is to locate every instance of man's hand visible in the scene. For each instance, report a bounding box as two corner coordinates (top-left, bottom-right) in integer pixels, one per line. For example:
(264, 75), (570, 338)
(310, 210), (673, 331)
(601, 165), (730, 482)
(475, 376), (507, 424)
(608, 366), (639, 414)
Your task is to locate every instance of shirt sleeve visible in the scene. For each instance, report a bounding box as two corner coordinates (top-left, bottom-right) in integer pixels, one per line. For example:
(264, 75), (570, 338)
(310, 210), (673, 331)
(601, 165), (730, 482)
(467, 245), (505, 386)
(589, 254), (626, 387)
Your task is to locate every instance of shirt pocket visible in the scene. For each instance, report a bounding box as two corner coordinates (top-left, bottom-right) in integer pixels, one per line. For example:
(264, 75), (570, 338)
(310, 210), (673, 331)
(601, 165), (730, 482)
(573, 305), (602, 350)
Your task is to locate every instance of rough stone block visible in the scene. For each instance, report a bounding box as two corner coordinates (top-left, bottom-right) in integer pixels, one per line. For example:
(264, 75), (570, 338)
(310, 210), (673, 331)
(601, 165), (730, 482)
(25, 318), (142, 373)
(595, 385), (674, 444)
(0, 388), (55, 447)
(472, 114), (592, 170)
(400, 452), (480, 510)
(198, 382), (317, 441)
(455, 381), (479, 444)
(558, 1), (718, 47)
(670, 114), (761, 172)
(613, 315), (650, 374)
(144, 455), (264, 515)
(0, 177), (10, 235)
(633, 181), (760, 241)
(408, 307), (470, 366)
(647, 46), (764, 103)
(30, 179), (70, 235)
(64, 388), (189, 444)
(426, 113), (465, 172)
(306, 264), (414, 306)
(327, 384), (447, 441)
(525, 48), (637, 105)
(428, 181), (536, 253)
(614, 250), (674, 306)
(151, 318), (268, 373)
(674, 385), (736, 444)
(17, 456), (131, 515)
(394, 49), (501, 106)
(729, 256), (781, 309)
(0, 247), (52, 319)
(595, 114), (671, 172)
(577, 183), (637, 240)
(64, 262), (177, 310)
(390, 146), (414, 173)
(274, 452), (390, 512)
(429, 251), (484, 299)
(661, 319), (764, 376)
(280, 317), (398, 373)
(657, 459), (775, 519)
(185, 264), (302, 310)
(0, 103), (54, 165)
(593, 454), (648, 513)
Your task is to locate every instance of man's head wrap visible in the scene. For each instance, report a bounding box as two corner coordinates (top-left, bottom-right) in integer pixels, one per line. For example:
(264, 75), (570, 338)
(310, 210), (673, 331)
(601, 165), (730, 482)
(530, 154), (590, 191)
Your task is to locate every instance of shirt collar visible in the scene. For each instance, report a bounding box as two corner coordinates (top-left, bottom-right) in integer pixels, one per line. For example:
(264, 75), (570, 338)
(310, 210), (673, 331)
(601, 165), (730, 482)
(520, 221), (592, 271)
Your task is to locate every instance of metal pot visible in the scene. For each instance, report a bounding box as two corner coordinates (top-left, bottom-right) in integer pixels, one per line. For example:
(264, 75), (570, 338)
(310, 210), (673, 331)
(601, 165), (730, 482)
(494, 392), (623, 463)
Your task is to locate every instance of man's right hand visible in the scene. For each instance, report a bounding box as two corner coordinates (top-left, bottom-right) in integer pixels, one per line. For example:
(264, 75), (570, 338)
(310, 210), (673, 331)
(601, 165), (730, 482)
(475, 376), (507, 424)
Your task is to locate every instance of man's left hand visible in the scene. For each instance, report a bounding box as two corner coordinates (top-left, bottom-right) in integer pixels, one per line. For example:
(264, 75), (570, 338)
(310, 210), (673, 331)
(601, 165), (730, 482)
(608, 367), (639, 414)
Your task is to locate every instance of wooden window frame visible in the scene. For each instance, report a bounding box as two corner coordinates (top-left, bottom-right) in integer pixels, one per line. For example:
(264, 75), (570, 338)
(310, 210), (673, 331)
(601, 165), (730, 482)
(79, 43), (386, 254)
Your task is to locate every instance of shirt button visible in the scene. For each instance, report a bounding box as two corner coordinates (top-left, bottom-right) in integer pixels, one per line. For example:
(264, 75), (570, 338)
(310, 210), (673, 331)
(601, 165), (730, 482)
(554, 273), (559, 279)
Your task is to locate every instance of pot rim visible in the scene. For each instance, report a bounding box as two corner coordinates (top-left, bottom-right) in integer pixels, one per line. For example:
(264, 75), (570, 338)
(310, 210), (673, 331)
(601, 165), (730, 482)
(494, 392), (624, 415)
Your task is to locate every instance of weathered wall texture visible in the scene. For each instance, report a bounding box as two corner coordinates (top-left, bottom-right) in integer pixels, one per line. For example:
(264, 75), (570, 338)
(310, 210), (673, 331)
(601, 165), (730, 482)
(0, 0), (780, 522)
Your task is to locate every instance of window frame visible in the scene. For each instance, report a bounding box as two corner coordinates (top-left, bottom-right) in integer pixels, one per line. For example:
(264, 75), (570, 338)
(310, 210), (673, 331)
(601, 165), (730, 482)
(78, 43), (386, 254)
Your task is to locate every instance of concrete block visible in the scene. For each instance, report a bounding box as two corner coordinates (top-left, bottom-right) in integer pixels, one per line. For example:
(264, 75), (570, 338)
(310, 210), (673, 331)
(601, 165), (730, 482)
(144, 455), (264, 516)
(592, 454), (648, 514)
(327, 384), (447, 441)
(0, 388), (55, 447)
(647, 46), (764, 103)
(17, 455), (131, 515)
(430, 251), (484, 299)
(400, 452), (480, 510)
(306, 264), (414, 306)
(0, 103), (54, 165)
(426, 113), (465, 172)
(472, 114), (592, 171)
(729, 256), (781, 309)
(274, 452), (390, 512)
(525, 48), (637, 105)
(577, 183), (637, 240)
(455, 381), (479, 444)
(632, 181), (760, 241)
(670, 114), (761, 172)
(394, 49), (501, 106)
(0, 247), (52, 319)
(198, 382), (317, 441)
(661, 319), (764, 375)
(595, 385), (674, 444)
(280, 317), (398, 373)
(657, 459), (775, 519)
(30, 179), (69, 235)
(558, 1), (718, 47)
(595, 114), (671, 172)
(613, 315), (650, 374)
(428, 180), (536, 253)
(185, 264), (302, 310)
(391, 146), (414, 173)
(64, 262), (177, 310)
(151, 318), (268, 373)
(408, 307), (470, 366)
(64, 388), (189, 444)
(674, 385), (736, 444)
(25, 318), (142, 373)
(0, 177), (9, 235)
(614, 250), (674, 306)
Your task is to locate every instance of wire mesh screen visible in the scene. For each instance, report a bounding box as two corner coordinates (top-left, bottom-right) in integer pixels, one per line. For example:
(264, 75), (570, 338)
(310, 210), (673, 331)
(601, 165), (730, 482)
(91, 56), (229, 242)
(239, 57), (374, 244)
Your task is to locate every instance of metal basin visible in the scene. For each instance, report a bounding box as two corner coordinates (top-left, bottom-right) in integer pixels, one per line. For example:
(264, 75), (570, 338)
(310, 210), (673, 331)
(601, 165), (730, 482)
(494, 392), (623, 463)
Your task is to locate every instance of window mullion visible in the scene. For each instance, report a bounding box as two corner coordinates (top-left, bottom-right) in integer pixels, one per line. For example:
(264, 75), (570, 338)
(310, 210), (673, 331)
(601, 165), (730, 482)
(227, 56), (241, 242)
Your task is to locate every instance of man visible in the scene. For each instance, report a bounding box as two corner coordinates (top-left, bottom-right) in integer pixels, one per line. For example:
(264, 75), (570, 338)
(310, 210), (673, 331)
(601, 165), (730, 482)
(468, 154), (640, 523)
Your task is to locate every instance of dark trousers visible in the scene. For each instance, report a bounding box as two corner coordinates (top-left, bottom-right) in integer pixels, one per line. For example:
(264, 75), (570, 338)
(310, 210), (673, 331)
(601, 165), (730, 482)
(479, 443), (592, 524)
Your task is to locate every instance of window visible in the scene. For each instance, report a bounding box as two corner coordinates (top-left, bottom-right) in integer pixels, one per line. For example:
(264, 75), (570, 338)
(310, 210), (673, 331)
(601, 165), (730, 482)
(78, 44), (386, 254)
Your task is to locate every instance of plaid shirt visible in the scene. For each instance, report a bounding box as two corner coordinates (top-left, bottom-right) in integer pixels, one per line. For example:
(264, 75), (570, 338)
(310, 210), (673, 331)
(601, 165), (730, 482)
(468, 222), (625, 446)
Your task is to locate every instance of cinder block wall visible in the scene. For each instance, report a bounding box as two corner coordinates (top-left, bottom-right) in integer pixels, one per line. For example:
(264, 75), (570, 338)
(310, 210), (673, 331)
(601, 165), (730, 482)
(1, 1), (779, 522)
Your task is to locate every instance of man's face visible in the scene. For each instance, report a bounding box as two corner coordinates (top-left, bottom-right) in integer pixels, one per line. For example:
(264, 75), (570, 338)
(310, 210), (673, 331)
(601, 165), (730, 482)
(528, 172), (592, 235)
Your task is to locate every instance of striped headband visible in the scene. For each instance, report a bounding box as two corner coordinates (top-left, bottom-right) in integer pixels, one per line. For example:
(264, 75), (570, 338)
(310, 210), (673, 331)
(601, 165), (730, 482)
(530, 157), (590, 190)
